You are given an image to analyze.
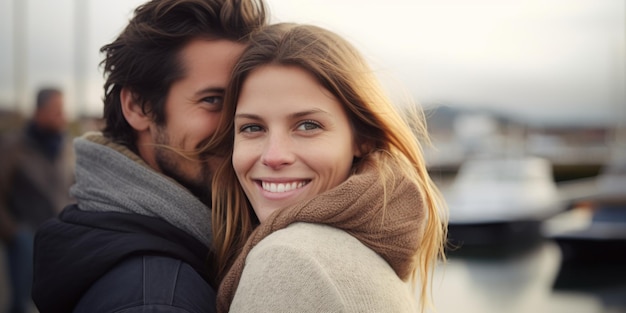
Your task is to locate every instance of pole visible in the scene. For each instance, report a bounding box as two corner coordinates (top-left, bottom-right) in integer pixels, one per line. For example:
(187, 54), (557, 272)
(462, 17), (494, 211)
(13, 0), (27, 114)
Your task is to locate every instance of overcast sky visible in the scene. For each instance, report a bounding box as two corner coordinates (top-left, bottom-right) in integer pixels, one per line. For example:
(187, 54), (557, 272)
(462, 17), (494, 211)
(0, 0), (624, 126)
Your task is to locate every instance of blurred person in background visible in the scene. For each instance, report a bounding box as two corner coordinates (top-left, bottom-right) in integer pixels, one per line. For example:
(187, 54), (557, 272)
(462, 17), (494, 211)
(0, 87), (73, 313)
(29, 0), (267, 312)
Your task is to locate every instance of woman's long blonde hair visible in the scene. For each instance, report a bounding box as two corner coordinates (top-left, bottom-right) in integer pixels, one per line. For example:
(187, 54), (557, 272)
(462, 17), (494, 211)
(207, 23), (448, 310)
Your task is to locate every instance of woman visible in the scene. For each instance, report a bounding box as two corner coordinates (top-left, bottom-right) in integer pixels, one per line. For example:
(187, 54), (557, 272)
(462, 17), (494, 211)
(209, 23), (448, 312)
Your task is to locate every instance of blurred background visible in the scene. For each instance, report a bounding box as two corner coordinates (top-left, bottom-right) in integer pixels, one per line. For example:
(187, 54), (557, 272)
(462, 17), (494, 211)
(1, 0), (625, 312)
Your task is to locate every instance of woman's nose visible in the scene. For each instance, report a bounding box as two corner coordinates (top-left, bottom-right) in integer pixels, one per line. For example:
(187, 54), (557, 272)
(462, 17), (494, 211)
(261, 132), (295, 169)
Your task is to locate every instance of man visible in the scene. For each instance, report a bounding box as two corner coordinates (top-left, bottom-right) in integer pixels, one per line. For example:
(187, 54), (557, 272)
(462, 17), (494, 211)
(31, 1), (267, 312)
(0, 87), (73, 313)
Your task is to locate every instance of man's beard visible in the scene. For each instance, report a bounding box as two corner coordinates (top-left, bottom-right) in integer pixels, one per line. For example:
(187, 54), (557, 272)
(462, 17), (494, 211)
(154, 127), (213, 207)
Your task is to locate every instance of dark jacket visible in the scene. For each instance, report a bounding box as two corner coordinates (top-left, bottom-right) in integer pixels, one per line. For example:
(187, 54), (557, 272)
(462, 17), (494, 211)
(32, 205), (217, 313)
(0, 125), (73, 241)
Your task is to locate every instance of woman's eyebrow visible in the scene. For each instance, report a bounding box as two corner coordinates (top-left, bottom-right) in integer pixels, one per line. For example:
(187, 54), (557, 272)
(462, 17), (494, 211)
(235, 108), (330, 121)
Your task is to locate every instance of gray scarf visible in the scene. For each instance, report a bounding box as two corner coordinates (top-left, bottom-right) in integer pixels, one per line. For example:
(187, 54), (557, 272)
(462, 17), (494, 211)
(70, 132), (212, 247)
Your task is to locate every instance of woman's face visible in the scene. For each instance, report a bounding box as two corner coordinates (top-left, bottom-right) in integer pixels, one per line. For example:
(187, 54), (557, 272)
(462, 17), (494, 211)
(233, 65), (360, 223)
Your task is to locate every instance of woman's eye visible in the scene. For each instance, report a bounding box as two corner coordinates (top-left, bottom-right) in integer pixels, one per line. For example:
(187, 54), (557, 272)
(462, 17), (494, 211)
(240, 124), (263, 133)
(296, 120), (321, 131)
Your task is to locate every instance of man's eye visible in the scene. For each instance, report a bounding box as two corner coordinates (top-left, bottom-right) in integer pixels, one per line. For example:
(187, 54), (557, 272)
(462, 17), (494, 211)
(202, 96), (224, 104)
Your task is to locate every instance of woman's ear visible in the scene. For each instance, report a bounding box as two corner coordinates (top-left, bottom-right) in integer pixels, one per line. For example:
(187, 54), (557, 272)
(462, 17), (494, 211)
(120, 87), (151, 131)
(353, 139), (372, 158)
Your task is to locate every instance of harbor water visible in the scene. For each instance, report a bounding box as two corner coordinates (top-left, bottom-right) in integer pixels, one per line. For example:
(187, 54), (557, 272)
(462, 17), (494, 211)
(429, 240), (626, 313)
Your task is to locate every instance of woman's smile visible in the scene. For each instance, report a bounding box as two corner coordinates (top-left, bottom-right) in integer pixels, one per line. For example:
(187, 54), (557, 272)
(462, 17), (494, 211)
(259, 180), (310, 193)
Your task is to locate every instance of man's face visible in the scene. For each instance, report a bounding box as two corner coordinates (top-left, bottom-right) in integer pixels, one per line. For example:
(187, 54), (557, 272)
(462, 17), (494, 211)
(146, 39), (245, 205)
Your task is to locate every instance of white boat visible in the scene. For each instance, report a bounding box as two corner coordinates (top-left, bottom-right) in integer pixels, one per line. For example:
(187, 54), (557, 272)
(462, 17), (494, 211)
(444, 157), (562, 247)
(447, 157), (562, 224)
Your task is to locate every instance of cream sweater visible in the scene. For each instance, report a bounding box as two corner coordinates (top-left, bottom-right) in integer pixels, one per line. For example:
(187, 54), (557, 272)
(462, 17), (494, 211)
(229, 222), (418, 312)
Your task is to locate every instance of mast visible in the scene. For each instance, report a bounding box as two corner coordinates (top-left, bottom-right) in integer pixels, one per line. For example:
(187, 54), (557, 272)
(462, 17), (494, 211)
(74, 0), (89, 118)
(13, 0), (27, 114)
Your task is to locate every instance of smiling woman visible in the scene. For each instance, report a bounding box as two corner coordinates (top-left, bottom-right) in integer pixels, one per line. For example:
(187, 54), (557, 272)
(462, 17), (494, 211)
(206, 23), (448, 313)
(232, 65), (359, 223)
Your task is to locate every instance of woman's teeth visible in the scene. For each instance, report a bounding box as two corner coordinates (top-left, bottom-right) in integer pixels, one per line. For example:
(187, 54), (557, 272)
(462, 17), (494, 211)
(262, 181), (307, 193)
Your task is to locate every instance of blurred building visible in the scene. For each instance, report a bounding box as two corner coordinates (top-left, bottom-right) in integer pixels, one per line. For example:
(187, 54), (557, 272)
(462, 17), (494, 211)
(423, 105), (614, 181)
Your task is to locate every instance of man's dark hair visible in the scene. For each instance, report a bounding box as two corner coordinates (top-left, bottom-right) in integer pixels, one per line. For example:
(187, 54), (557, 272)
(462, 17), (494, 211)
(36, 88), (62, 110)
(100, 0), (267, 152)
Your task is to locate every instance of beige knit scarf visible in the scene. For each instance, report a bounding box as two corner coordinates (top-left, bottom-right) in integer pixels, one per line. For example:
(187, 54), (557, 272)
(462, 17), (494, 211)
(217, 158), (425, 312)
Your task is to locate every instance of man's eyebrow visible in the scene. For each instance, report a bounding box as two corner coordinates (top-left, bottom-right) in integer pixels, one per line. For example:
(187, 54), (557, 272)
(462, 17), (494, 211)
(194, 86), (225, 97)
